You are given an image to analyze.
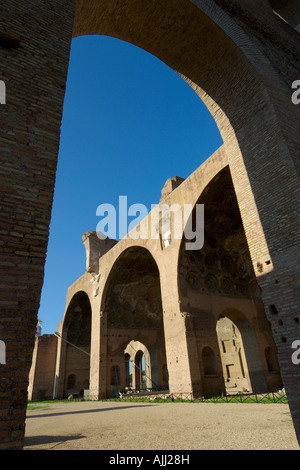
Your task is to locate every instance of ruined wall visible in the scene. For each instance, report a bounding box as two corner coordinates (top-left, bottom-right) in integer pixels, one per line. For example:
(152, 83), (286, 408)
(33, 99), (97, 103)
(28, 335), (58, 401)
(63, 346), (90, 397)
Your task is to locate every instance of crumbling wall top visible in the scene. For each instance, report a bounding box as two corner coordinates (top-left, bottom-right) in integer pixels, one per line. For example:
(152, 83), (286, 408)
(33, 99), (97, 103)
(82, 231), (118, 274)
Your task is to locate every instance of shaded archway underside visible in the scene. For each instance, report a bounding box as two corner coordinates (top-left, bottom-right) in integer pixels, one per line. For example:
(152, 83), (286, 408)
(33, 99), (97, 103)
(177, 166), (283, 396)
(178, 166), (261, 303)
(64, 291), (92, 347)
(105, 247), (163, 330)
(102, 247), (168, 395)
(61, 291), (92, 398)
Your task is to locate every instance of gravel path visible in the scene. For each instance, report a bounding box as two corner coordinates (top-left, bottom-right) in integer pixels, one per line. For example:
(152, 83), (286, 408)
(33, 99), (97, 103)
(24, 400), (299, 450)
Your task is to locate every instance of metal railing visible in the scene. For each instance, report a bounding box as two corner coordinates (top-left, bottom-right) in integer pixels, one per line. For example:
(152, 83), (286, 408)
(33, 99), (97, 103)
(118, 389), (288, 404)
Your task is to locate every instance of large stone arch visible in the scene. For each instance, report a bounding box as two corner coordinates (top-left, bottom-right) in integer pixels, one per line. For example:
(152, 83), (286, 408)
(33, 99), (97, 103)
(98, 246), (167, 398)
(177, 165), (283, 397)
(54, 290), (92, 399)
(0, 0), (299, 448)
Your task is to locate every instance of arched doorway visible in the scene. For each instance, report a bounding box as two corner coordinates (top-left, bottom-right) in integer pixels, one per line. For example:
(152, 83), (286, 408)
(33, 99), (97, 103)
(124, 340), (158, 392)
(101, 247), (168, 397)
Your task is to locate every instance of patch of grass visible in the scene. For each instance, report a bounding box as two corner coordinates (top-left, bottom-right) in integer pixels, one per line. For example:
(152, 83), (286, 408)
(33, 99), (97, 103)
(28, 398), (83, 404)
(27, 398), (85, 410)
(27, 404), (51, 411)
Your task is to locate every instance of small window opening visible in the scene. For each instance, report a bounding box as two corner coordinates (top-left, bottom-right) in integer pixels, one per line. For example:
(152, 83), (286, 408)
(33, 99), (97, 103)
(257, 262), (263, 273)
(269, 304), (278, 315)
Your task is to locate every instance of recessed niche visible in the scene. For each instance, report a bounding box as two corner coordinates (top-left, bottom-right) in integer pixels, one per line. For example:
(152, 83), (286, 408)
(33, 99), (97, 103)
(269, 304), (278, 315)
(0, 34), (20, 51)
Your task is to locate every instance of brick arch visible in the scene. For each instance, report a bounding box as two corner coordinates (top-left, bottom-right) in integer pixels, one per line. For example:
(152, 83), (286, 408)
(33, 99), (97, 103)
(61, 290), (92, 344)
(177, 165), (283, 398)
(72, 0), (269, 139)
(1, 0), (299, 448)
(177, 165), (261, 303)
(124, 340), (153, 390)
(55, 290), (92, 399)
(71, 0), (298, 145)
(100, 245), (162, 321)
(99, 245), (167, 397)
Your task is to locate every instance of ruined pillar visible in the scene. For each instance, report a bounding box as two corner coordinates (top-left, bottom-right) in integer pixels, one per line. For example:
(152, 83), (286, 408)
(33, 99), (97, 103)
(159, 256), (203, 397)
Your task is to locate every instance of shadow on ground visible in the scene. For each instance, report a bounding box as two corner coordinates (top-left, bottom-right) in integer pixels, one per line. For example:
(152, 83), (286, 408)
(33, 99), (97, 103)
(24, 434), (85, 449)
(26, 403), (155, 419)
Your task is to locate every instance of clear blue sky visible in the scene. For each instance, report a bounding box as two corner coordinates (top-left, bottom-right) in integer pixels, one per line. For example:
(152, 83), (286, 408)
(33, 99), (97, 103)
(38, 35), (222, 335)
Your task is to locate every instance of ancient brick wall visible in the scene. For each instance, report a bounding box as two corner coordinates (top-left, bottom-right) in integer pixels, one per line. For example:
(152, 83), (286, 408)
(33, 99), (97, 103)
(0, 0), (76, 449)
(28, 335), (58, 401)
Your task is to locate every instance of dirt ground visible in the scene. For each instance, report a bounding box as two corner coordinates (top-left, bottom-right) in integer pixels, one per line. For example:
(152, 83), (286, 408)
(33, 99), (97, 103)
(23, 400), (299, 451)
